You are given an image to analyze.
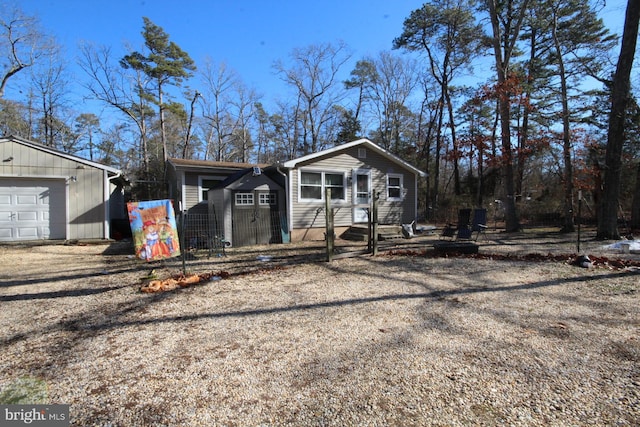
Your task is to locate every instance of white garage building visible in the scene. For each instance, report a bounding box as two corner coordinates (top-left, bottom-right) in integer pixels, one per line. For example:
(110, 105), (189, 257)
(0, 135), (125, 242)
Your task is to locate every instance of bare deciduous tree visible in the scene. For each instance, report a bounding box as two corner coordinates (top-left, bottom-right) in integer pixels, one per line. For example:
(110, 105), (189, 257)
(274, 41), (352, 155)
(0, 3), (55, 98)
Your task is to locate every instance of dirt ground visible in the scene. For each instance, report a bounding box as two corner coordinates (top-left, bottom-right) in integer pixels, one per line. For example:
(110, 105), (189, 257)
(0, 228), (639, 426)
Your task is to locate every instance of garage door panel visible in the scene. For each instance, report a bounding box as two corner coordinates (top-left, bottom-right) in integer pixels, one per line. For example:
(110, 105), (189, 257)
(0, 178), (66, 241)
(17, 211), (38, 221)
(16, 227), (39, 239)
(16, 194), (39, 205)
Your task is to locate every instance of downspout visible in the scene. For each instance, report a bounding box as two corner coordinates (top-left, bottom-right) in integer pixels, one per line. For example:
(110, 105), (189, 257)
(179, 170), (186, 212)
(276, 166), (291, 243)
(106, 170), (122, 239)
(414, 172), (419, 222)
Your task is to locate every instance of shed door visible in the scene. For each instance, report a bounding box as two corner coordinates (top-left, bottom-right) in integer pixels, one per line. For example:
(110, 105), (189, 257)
(232, 190), (281, 247)
(0, 178), (66, 241)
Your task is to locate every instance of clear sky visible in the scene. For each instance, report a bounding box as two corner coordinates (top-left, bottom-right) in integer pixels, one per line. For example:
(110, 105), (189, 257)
(14, 1), (419, 100)
(10, 0), (630, 115)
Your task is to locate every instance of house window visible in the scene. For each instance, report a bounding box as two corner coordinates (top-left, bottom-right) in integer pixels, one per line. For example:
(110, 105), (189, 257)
(387, 174), (404, 201)
(300, 172), (322, 200)
(299, 170), (345, 201)
(259, 193), (277, 206)
(199, 176), (224, 202)
(358, 148), (366, 159)
(235, 193), (254, 205)
(325, 173), (344, 200)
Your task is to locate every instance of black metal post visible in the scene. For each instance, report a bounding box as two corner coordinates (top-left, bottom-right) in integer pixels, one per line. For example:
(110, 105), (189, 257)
(577, 191), (582, 254)
(325, 188), (333, 262)
(180, 211), (187, 275)
(372, 191), (379, 256)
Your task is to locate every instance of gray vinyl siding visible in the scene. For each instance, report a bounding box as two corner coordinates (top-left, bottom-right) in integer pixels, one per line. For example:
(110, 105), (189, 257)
(184, 173), (202, 209)
(0, 138), (111, 239)
(175, 169), (242, 212)
(166, 165), (178, 209)
(290, 146), (417, 228)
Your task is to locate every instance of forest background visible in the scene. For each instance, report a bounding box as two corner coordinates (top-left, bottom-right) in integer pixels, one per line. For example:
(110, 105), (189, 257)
(0, 0), (638, 239)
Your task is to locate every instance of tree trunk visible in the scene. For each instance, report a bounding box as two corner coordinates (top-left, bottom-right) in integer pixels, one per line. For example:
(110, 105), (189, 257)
(433, 96), (444, 221)
(552, 10), (575, 233)
(445, 86), (461, 195)
(497, 95), (520, 232)
(597, 0), (640, 240)
(487, 0), (523, 232)
(158, 84), (167, 162)
(477, 141), (484, 208)
(631, 161), (640, 231)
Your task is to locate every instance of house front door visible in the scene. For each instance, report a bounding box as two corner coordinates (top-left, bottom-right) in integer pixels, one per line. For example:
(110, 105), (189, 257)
(352, 170), (371, 223)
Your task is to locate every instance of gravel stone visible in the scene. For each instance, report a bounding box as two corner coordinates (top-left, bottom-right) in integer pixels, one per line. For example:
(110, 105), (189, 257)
(0, 230), (638, 425)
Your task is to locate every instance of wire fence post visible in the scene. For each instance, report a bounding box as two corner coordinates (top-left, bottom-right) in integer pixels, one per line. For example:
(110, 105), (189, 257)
(367, 207), (372, 254)
(179, 211), (187, 275)
(325, 188), (333, 262)
(372, 190), (379, 256)
(577, 191), (582, 254)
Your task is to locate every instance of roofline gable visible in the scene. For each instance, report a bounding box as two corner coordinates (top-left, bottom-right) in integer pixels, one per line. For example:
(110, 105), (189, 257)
(282, 138), (426, 177)
(1, 134), (121, 175)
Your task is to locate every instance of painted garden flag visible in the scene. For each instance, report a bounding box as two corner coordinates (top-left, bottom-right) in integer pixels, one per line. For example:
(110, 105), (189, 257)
(127, 200), (181, 261)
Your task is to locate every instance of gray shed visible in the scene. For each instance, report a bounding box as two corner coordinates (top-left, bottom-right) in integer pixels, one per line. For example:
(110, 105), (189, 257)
(0, 135), (125, 241)
(208, 167), (286, 247)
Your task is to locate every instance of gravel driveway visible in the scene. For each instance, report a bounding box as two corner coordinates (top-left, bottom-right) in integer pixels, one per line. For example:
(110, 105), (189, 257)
(0, 231), (639, 426)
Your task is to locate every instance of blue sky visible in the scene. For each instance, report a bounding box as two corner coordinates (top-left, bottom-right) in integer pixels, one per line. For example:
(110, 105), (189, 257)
(15, 1), (419, 98)
(11, 0), (630, 116)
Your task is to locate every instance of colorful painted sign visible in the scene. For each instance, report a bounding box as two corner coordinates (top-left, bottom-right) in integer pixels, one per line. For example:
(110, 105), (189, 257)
(127, 200), (181, 261)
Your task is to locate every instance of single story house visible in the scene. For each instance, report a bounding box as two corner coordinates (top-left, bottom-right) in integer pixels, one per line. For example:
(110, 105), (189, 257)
(0, 135), (125, 242)
(281, 138), (426, 241)
(168, 139), (425, 247)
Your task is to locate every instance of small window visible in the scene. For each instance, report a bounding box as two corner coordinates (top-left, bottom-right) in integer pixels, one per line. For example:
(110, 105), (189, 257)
(235, 193), (254, 205)
(387, 174), (403, 201)
(259, 193), (277, 206)
(358, 148), (366, 159)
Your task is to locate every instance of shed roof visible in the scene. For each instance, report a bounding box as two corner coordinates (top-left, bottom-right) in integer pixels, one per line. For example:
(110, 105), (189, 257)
(168, 158), (270, 171)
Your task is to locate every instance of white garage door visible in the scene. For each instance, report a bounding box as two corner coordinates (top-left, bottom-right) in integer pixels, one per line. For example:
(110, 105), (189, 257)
(0, 178), (66, 241)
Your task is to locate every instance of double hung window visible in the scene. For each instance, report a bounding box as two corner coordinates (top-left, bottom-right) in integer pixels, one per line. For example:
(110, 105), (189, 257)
(300, 171), (345, 201)
(387, 174), (404, 201)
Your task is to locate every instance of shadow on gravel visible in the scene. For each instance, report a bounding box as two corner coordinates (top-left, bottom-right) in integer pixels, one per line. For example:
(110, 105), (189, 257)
(0, 265), (142, 289)
(0, 284), (129, 302)
(36, 268), (640, 332)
